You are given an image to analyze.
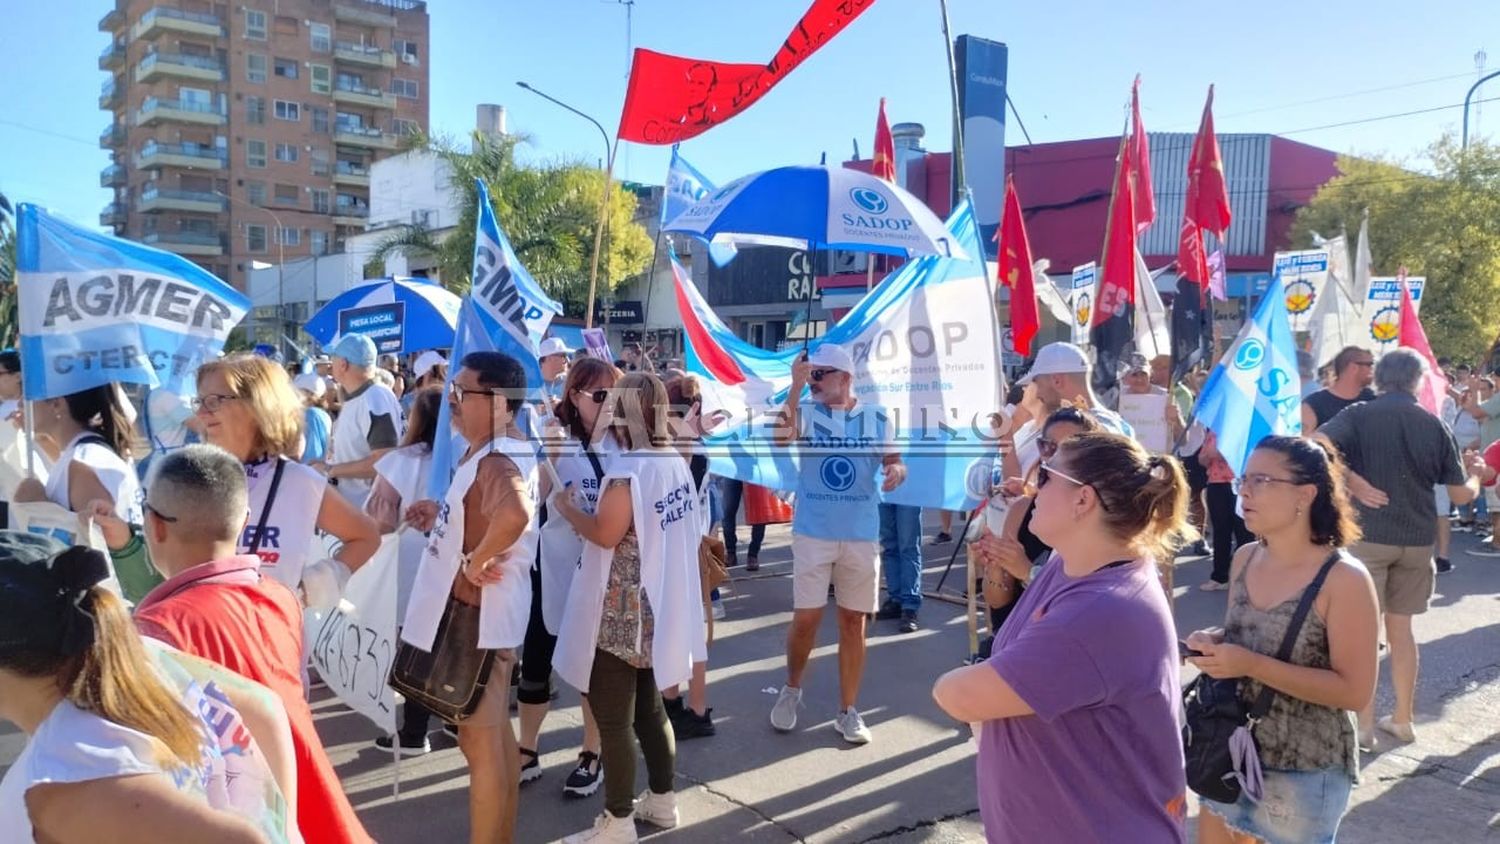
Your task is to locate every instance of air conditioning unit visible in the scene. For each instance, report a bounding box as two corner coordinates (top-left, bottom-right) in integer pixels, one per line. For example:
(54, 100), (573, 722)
(400, 53), (417, 65)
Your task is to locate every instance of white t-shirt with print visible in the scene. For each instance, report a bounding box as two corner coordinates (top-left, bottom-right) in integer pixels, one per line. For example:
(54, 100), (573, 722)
(44, 432), (142, 524)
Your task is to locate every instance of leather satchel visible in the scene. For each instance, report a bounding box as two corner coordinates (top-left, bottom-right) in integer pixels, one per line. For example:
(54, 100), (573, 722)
(390, 594), (497, 724)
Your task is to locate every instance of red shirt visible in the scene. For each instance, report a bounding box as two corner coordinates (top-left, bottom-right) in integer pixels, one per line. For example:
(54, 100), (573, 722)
(1483, 440), (1500, 487)
(135, 555), (372, 844)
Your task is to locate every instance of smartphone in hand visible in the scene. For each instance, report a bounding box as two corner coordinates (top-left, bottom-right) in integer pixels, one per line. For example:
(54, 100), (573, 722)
(1178, 640), (1205, 659)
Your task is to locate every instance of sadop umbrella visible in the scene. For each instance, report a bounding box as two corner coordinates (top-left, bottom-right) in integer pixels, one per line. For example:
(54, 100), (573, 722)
(304, 276), (462, 354)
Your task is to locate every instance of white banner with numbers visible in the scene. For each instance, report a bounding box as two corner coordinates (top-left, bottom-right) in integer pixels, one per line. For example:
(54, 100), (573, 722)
(304, 533), (399, 734)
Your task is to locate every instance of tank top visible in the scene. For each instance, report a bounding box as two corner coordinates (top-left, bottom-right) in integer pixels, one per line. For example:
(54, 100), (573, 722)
(238, 457), (329, 591)
(1225, 550), (1359, 780)
(45, 432), (142, 524)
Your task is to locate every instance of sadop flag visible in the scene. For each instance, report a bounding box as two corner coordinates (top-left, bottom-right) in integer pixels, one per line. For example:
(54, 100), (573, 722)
(15, 204), (248, 400)
(662, 147), (737, 267)
(1194, 274), (1302, 475)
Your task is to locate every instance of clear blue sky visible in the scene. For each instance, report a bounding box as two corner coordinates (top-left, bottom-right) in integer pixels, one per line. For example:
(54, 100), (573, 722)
(3, 0), (1498, 228)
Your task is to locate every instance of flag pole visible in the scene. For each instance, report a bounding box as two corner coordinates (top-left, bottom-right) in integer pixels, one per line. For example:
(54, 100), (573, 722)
(939, 0), (966, 213)
(584, 138), (620, 331)
(638, 217), (667, 352)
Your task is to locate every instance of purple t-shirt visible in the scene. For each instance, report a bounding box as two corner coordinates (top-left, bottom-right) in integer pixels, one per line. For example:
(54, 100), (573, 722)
(979, 555), (1187, 844)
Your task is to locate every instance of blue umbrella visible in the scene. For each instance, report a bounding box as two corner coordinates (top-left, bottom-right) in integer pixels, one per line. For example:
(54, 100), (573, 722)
(304, 277), (462, 355)
(663, 165), (967, 260)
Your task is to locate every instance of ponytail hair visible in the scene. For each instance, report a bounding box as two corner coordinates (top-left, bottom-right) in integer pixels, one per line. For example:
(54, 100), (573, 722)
(62, 384), (134, 459)
(1058, 432), (1197, 560)
(1251, 435), (1362, 548)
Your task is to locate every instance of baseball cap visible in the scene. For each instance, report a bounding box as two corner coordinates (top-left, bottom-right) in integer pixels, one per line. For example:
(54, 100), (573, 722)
(1016, 342), (1091, 385)
(292, 372), (327, 399)
(412, 350), (447, 380)
(1124, 353), (1149, 375)
(538, 337), (573, 359)
(807, 342), (856, 374)
(330, 333), (377, 368)
(0, 531), (109, 655)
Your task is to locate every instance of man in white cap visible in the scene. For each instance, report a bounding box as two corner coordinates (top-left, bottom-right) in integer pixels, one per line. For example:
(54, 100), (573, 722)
(537, 337), (573, 403)
(1007, 342), (1134, 478)
(317, 333), (404, 506)
(769, 341), (906, 745)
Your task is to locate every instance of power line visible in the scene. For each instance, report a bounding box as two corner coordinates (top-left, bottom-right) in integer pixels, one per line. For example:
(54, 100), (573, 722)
(1217, 72), (1479, 120)
(0, 119), (99, 149)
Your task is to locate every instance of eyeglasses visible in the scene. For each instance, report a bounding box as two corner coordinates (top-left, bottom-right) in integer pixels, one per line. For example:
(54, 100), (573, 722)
(191, 393), (238, 414)
(575, 388), (610, 404)
(1232, 473), (1301, 495)
(1037, 461), (1110, 511)
(449, 382), (497, 403)
(143, 501), (178, 523)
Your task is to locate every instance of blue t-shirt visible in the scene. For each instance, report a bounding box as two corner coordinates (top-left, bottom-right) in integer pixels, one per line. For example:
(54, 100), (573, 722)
(302, 406), (332, 464)
(792, 402), (894, 542)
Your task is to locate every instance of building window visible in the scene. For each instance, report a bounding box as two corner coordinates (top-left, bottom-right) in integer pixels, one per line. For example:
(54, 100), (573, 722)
(274, 184), (299, 206)
(273, 100), (300, 121)
(309, 150), (330, 177)
(391, 118), (418, 138)
(310, 230), (329, 256)
(310, 22), (331, 53)
(394, 39), (418, 63)
(310, 107), (330, 134)
(245, 181), (266, 206)
(311, 189), (331, 214)
(274, 143), (298, 163)
(278, 226), (301, 247)
(246, 139), (267, 168)
(390, 78), (419, 99)
(245, 95), (265, 125)
(273, 57), (298, 80)
(310, 64), (331, 95)
(246, 224), (267, 252)
(246, 53), (267, 83)
(244, 9), (267, 39)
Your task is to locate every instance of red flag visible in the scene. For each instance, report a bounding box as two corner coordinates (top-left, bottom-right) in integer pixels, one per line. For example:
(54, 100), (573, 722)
(617, 0), (875, 145)
(1185, 85), (1232, 235)
(1094, 134), (1138, 327)
(997, 175), (1039, 355)
(1128, 75), (1155, 233)
(872, 98), (896, 182)
(1397, 269), (1447, 417)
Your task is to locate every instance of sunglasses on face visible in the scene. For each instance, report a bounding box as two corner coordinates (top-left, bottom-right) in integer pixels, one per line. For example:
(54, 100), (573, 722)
(810, 369), (832, 382)
(191, 393), (238, 414)
(1037, 461), (1110, 511)
(575, 388), (609, 404)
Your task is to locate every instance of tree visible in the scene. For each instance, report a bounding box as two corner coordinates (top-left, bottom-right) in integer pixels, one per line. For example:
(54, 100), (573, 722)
(1292, 136), (1500, 363)
(0, 191), (16, 349)
(372, 132), (653, 317)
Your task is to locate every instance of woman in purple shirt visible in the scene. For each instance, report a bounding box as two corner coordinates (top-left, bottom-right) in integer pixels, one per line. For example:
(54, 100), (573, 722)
(934, 432), (1192, 843)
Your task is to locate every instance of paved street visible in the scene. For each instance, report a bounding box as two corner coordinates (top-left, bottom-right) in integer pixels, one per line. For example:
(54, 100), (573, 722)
(4, 517), (1498, 842)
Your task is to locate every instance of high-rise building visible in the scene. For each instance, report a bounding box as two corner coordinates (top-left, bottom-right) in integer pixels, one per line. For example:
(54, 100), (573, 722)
(97, 0), (430, 297)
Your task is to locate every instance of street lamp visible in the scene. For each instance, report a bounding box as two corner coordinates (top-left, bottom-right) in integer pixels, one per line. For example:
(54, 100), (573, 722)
(1462, 68), (1500, 149)
(516, 80), (618, 329)
(214, 190), (287, 354)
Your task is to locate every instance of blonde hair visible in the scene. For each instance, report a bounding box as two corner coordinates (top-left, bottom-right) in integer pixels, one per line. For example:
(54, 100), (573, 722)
(197, 354), (305, 459)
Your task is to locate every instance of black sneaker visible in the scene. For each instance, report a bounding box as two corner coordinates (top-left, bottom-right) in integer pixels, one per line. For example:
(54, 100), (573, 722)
(442, 722), (459, 740)
(874, 599), (903, 620)
(931, 532), (953, 545)
(374, 733), (431, 757)
(663, 696), (685, 721)
(672, 707), (717, 740)
(899, 610), (920, 634)
(519, 747), (542, 784)
(1436, 556), (1455, 574)
(562, 751), (602, 797)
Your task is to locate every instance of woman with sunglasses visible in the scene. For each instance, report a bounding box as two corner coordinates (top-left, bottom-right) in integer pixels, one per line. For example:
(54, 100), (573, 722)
(974, 407), (1101, 646)
(194, 354), (379, 608)
(1188, 437), (1379, 844)
(933, 432), (1193, 843)
(516, 357), (619, 796)
(13, 383), (142, 525)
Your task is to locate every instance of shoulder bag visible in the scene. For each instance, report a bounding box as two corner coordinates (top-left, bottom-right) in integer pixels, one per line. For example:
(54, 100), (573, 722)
(389, 594), (497, 724)
(1182, 549), (1341, 805)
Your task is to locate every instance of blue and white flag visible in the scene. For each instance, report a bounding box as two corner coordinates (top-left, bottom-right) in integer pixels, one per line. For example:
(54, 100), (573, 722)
(426, 179), (563, 498)
(15, 204), (249, 400)
(661, 147), (737, 267)
(1194, 274), (1303, 476)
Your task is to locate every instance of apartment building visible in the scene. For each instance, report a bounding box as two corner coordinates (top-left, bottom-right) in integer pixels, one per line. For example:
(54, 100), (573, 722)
(98, 0), (429, 297)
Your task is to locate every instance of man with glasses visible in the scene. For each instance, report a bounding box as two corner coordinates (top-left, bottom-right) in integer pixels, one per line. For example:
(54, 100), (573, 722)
(770, 342), (906, 744)
(1007, 343), (1133, 480)
(319, 333), (403, 506)
(1301, 345), (1375, 432)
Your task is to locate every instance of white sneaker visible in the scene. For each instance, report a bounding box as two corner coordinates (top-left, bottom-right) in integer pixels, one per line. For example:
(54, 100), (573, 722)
(562, 812), (638, 844)
(633, 789), (679, 829)
(835, 707), (872, 745)
(770, 685), (802, 732)
(711, 598), (726, 620)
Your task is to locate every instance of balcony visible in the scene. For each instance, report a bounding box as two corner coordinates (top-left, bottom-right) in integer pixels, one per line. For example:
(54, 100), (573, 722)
(130, 6), (224, 40)
(135, 51), (223, 83)
(138, 187), (226, 214)
(334, 125), (395, 150)
(333, 81), (396, 110)
(334, 2), (398, 28)
(99, 123), (126, 149)
(136, 97), (226, 127)
(99, 6), (123, 31)
(99, 41), (126, 71)
(100, 202), (128, 228)
(333, 161), (371, 186)
(332, 202), (370, 228)
(142, 230), (224, 257)
(137, 141), (226, 171)
(334, 41), (397, 69)
(100, 163), (126, 188)
(99, 78), (122, 110)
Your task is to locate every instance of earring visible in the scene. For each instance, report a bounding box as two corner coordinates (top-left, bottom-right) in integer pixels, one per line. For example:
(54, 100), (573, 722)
(1296, 505), (1304, 516)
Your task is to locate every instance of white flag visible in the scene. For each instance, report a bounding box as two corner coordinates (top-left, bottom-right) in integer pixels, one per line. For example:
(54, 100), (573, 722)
(1132, 248), (1171, 360)
(1308, 273), (1358, 369)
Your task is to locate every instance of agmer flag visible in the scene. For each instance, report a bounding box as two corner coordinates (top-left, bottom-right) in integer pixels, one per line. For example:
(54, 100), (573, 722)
(16, 204), (248, 400)
(617, 0), (876, 145)
(1194, 274), (1302, 475)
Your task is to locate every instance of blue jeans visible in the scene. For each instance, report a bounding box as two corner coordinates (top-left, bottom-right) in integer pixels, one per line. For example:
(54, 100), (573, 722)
(878, 504), (923, 611)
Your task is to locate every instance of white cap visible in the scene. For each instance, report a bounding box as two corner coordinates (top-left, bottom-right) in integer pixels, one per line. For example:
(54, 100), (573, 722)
(412, 350), (447, 380)
(538, 337), (573, 359)
(807, 342), (855, 374)
(292, 372), (327, 399)
(1016, 342), (1091, 385)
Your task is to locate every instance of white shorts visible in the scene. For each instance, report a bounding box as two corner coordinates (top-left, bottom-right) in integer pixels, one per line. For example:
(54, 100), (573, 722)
(791, 535), (880, 613)
(1487, 486), (1500, 510)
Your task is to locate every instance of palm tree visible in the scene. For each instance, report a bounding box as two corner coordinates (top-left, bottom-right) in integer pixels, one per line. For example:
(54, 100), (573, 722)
(0, 192), (17, 348)
(371, 131), (651, 316)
